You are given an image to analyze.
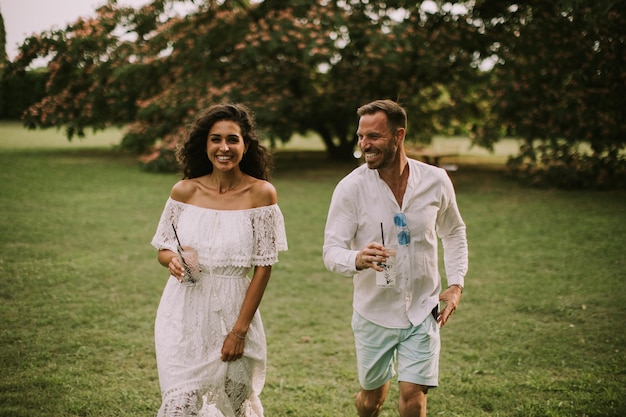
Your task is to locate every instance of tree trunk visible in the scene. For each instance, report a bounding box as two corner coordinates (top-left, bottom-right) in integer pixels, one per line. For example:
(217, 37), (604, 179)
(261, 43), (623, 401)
(326, 141), (357, 162)
(317, 127), (357, 162)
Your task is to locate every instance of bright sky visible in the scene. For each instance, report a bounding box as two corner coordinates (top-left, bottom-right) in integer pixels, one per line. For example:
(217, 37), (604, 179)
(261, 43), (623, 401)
(1, 0), (150, 59)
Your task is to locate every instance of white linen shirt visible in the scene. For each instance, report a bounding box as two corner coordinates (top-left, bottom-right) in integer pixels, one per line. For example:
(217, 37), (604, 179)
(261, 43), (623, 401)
(323, 159), (468, 328)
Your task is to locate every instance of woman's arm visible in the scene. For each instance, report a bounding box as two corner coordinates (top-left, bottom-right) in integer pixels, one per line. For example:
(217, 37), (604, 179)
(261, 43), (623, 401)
(220, 265), (272, 361)
(220, 179), (279, 361)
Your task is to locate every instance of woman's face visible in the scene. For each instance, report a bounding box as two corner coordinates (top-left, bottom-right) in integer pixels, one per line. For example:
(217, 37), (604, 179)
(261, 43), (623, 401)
(206, 120), (248, 172)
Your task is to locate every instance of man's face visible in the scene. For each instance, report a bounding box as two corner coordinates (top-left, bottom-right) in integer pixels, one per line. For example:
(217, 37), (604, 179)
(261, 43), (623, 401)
(357, 112), (400, 170)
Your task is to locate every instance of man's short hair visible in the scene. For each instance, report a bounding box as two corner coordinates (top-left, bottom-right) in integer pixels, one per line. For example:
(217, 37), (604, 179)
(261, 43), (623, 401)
(357, 100), (407, 132)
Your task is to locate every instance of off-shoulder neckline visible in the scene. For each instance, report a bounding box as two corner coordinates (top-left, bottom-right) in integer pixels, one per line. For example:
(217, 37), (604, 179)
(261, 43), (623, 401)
(167, 197), (278, 213)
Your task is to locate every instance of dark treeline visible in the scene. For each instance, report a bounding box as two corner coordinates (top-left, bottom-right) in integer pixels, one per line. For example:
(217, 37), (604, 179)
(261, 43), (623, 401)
(1, 1), (624, 187)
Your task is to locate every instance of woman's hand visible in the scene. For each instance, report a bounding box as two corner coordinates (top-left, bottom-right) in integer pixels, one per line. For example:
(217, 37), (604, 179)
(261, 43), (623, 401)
(221, 332), (246, 362)
(167, 256), (186, 283)
(159, 249), (187, 283)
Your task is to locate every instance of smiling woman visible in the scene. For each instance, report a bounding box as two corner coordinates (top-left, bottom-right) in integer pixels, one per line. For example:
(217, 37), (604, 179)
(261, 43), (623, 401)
(150, 103), (288, 417)
(177, 104), (271, 182)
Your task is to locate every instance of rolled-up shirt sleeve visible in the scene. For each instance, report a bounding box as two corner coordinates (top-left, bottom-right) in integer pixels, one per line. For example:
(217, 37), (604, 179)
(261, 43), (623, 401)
(323, 180), (360, 276)
(436, 172), (468, 288)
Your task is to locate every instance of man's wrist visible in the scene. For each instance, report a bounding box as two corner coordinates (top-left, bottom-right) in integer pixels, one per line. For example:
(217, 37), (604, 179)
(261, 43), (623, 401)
(448, 284), (463, 293)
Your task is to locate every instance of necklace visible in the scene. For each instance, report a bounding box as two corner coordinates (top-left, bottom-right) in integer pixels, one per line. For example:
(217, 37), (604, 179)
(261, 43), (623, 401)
(209, 176), (243, 194)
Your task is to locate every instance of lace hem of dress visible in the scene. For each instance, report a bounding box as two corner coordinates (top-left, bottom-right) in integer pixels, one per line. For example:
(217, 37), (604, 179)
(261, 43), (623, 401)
(158, 382), (263, 417)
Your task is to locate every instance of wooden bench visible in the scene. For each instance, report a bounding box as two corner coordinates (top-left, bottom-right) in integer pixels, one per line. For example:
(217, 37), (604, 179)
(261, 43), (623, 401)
(409, 148), (459, 167)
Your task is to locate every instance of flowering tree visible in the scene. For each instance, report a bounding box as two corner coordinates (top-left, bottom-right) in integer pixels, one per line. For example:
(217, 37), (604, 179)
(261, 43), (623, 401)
(228, 1), (488, 160)
(10, 0), (624, 187)
(12, 1), (168, 140)
(11, 0), (486, 166)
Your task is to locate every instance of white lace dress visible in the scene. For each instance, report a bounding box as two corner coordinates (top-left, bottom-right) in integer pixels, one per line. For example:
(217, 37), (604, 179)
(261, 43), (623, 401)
(151, 198), (288, 417)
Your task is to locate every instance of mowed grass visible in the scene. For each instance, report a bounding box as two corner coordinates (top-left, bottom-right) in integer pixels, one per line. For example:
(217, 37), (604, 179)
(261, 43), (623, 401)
(0, 124), (625, 416)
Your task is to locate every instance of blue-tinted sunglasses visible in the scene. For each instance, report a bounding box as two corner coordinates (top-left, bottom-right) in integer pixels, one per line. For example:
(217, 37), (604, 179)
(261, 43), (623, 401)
(394, 212), (410, 246)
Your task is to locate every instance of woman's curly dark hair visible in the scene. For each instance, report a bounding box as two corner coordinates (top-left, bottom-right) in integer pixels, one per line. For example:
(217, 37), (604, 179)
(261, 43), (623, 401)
(177, 103), (272, 180)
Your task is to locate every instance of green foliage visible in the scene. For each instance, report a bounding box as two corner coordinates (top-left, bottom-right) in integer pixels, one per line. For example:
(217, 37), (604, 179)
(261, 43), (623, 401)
(9, 0), (626, 187)
(476, 0), (626, 188)
(139, 146), (179, 172)
(507, 141), (626, 189)
(11, 1), (487, 162)
(0, 67), (48, 119)
(10, 3), (162, 137)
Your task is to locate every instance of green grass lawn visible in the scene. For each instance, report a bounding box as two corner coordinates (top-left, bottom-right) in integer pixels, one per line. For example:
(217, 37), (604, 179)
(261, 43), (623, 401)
(0, 125), (625, 416)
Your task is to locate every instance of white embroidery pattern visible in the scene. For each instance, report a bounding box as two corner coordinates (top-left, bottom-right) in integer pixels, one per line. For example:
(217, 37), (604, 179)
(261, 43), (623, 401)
(151, 199), (287, 416)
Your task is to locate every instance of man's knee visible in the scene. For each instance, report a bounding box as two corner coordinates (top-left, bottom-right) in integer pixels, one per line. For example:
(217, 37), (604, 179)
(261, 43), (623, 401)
(398, 382), (428, 416)
(355, 383), (389, 417)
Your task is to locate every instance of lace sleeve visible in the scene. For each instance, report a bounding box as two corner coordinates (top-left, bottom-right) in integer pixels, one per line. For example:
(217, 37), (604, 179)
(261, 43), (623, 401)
(150, 198), (185, 252)
(251, 205), (288, 266)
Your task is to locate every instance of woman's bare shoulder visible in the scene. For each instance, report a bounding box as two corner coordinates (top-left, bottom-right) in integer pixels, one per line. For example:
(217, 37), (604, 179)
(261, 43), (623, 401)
(250, 179), (277, 207)
(170, 179), (197, 203)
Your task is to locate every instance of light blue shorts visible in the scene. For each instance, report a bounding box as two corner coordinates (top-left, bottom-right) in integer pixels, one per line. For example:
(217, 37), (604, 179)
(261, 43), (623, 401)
(351, 310), (440, 390)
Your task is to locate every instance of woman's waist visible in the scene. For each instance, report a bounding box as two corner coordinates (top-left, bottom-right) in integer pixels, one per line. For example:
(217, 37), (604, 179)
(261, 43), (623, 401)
(198, 264), (250, 279)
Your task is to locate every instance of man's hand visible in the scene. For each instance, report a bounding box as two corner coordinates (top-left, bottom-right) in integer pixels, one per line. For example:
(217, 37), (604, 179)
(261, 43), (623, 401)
(355, 242), (389, 272)
(438, 285), (463, 327)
